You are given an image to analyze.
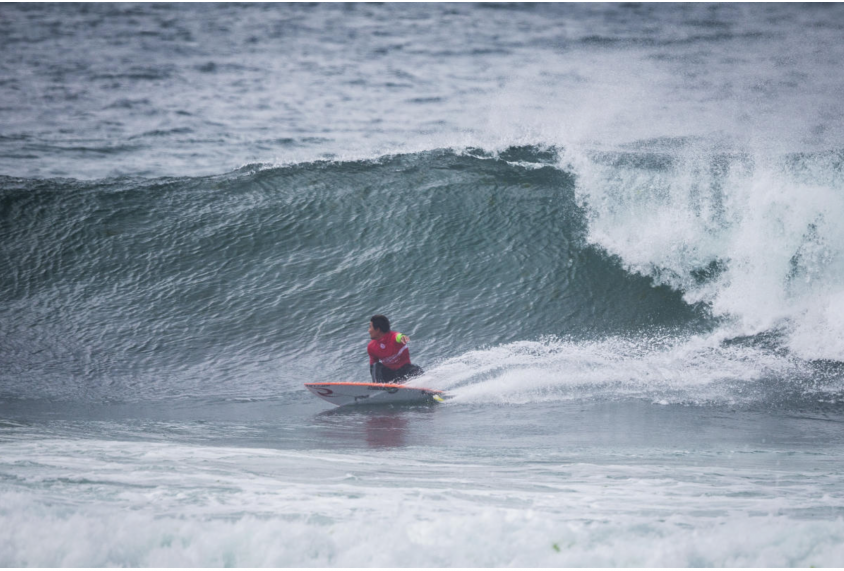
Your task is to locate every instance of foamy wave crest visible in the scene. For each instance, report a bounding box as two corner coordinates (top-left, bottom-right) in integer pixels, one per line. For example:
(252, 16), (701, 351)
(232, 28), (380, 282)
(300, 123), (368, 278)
(563, 145), (844, 361)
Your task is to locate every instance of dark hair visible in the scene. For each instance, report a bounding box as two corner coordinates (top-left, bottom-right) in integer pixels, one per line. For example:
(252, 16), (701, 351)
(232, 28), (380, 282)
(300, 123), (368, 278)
(370, 314), (390, 333)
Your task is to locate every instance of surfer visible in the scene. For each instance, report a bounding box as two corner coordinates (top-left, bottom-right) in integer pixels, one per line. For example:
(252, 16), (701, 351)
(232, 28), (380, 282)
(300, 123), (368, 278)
(368, 314), (424, 383)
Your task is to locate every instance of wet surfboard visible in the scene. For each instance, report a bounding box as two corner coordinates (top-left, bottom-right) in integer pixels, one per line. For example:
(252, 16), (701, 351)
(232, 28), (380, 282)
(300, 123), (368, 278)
(305, 382), (446, 406)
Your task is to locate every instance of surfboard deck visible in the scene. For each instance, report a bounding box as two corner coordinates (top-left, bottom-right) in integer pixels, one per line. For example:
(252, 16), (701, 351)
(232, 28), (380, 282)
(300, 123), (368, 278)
(305, 382), (446, 406)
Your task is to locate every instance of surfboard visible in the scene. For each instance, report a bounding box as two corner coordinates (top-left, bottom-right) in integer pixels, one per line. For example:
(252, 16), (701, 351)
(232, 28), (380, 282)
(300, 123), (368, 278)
(305, 382), (446, 406)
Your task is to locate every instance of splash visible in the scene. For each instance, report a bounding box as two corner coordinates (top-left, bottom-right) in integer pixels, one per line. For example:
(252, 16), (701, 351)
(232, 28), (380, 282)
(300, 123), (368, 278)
(427, 332), (844, 406)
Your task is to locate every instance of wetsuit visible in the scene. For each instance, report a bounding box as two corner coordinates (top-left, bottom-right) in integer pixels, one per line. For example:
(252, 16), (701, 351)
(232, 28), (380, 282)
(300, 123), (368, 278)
(367, 331), (424, 383)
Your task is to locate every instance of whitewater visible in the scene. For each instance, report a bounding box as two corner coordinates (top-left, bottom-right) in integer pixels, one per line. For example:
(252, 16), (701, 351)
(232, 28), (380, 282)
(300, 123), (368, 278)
(2, 3), (844, 567)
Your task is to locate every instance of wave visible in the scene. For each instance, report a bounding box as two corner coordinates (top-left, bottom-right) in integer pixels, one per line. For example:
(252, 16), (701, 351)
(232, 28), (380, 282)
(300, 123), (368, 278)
(1, 144), (842, 403)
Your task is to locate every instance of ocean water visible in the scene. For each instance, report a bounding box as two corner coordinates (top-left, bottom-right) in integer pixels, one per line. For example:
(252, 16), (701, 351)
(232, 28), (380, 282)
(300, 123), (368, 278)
(2, 3), (844, 567)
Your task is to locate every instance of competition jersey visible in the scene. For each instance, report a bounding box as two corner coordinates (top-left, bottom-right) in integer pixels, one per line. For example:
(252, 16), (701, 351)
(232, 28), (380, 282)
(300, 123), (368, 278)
(367, 331), (411, 370)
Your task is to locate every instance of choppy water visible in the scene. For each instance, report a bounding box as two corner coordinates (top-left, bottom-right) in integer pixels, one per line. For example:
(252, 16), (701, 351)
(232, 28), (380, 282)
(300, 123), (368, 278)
(2, 3), (844, 567)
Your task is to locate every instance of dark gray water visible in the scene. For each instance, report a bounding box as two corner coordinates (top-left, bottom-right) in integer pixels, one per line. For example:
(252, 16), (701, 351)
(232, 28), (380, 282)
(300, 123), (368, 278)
(2, 3), (844, 566)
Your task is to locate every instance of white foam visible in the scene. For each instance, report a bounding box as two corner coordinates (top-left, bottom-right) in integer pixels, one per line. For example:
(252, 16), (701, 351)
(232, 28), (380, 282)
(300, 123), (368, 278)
(5, 503), (844, 567)
(563, 144), (844, 361)
(2, 438), (844, 567)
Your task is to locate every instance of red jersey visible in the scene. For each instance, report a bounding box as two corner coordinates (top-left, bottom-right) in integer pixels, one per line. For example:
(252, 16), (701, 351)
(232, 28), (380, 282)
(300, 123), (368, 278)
(367, 331), (411, 370)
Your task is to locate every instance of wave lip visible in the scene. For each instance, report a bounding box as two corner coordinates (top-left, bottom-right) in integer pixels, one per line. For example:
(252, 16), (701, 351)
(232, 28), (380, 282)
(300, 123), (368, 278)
(564, 144), (844, 363)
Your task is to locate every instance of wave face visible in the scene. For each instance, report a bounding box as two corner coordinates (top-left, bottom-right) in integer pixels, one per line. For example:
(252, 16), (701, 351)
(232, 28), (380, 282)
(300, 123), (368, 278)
(0, 149), (705, 402)
(3, 146), (844, 407)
